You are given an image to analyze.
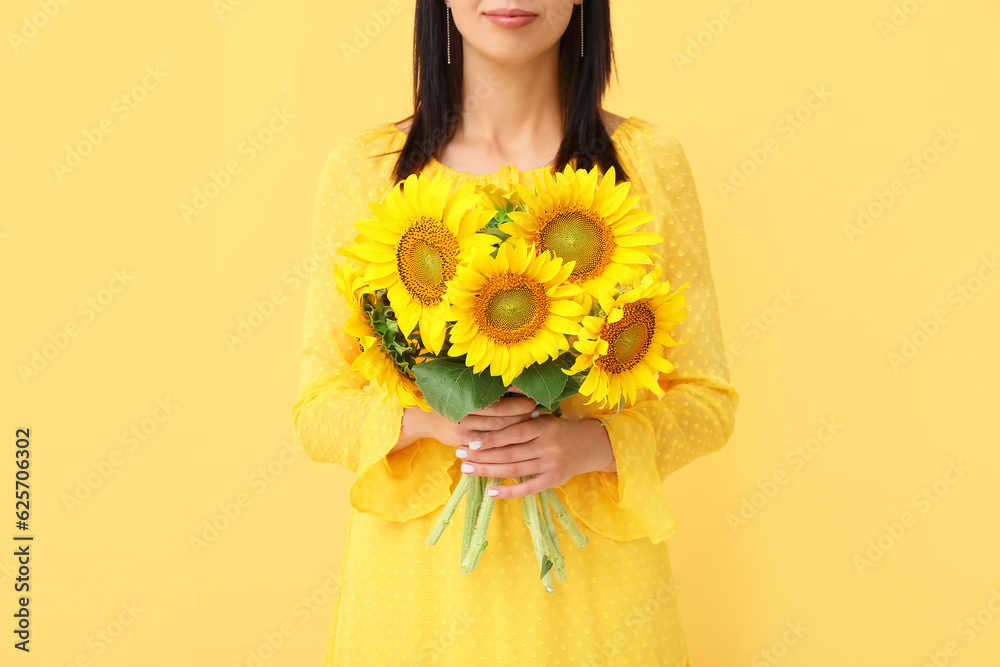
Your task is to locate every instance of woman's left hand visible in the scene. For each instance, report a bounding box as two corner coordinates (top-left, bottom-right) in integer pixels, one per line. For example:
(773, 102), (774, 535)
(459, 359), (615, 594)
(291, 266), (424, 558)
(455, 414), (617, 499)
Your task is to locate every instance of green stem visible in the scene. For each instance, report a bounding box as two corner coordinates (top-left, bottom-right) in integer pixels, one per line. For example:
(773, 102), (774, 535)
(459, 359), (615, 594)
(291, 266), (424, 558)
(461, 476), (502, 573)
(540, 489), (566, 583)
(542, 487), (589, 548)
(461, 474), (482, 563)
(524, 484), (564, 579)
(425, 472), (474, 546)
(520, 480), (555, 593)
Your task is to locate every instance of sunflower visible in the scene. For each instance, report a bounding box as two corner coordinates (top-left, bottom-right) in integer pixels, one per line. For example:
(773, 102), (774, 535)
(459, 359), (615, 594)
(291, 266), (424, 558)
(499, 164), (663, 298)
(567, 267), (691, 408)
(446, 238), (586, 386)
(476, 182), (523, 215)
(340, 171), (498, 354)
(333, 262), (430, 411)
(474, 183), (523, 243)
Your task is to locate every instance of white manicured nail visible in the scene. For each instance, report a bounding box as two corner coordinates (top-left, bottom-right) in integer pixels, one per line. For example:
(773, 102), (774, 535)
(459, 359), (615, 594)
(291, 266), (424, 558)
(456, 449), (467, 459)
(469, 440), (482, 450)
(461, 462), (474, 474)
(530, 409), (541, 418)
(487, 488), (499, 497)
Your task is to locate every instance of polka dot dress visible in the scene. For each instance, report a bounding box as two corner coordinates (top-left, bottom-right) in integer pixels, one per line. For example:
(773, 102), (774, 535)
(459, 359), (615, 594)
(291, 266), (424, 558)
(291, 116), (739, 666)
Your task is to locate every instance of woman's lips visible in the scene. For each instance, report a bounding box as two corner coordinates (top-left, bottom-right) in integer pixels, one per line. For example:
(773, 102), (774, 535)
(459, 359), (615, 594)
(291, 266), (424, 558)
(484, 12), (538, 28)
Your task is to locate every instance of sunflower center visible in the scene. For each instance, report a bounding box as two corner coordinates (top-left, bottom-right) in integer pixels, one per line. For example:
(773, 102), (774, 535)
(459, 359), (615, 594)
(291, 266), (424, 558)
(475, 274), (549, 344)
(397, 218), (459, 305)
(538, 207), (614, 281)
(597, 300), (655, 374)
(411, 240), (444, 284)
(485, 287), (534, 330)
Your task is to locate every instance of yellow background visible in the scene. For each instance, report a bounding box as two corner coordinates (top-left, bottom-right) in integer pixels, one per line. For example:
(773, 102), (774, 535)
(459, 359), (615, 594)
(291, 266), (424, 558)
(3, 0), (999, 665)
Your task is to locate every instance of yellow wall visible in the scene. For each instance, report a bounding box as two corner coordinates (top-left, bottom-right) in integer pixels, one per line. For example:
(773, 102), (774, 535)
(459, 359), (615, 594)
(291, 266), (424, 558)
(3, 0), (998, 665)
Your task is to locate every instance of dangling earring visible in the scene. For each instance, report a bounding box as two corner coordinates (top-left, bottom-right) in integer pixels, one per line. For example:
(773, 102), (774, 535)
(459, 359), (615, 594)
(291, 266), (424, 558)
(446, 3), (452, 64)
(579, 0), (584, 58)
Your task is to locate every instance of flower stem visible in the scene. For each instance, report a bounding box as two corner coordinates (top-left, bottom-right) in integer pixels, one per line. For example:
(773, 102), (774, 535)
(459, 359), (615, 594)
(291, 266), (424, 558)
(540, 490), (566, 583)
(523, 483), (564, 581)
(425, 471), (474, 546)
(460, 474), (482, 563)
(461, 476), (502, 573)
(542, 488), (588, 548)
(520, 479), (555, 593)
(537, 510), (564, 574)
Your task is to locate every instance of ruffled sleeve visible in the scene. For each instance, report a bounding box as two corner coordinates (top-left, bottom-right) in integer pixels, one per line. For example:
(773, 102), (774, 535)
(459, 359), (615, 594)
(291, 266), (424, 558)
(291, 125), (458, 522)
(553, 117), (740, 544)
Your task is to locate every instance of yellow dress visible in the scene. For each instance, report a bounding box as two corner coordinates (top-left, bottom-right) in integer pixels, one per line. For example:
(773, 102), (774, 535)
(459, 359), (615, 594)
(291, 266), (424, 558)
(291, 116), (739, 666)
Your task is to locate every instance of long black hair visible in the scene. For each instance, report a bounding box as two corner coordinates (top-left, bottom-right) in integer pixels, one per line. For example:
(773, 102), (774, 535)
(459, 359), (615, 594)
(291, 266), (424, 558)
(386, 0), (630, 184)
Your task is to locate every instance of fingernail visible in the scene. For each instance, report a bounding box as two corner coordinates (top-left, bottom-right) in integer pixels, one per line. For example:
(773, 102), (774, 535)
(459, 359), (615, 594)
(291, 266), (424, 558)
(461, 462), (474, 474)
(487, 488), (499, 497)
(456, 448), (467, 459)
(530, 409), (541, 418)
(468, 440), (482, 450)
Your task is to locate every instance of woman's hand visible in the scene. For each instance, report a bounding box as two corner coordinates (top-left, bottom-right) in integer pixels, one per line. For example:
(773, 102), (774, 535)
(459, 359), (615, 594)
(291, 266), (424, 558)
(455, 415), (617, 499)
(391, 395), (539, 453)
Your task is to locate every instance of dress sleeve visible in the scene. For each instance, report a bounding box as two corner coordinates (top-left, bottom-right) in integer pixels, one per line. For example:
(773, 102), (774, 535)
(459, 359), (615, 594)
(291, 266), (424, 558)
(554, 119), (740, 544)
(291, 130), (458, 522)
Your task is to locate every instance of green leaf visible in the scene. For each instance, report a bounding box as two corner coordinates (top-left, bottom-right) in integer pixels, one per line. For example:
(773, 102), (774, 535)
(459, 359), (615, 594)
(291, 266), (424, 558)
(511, 355), (574, 410)
(551, 371), (584, 410)
(539, 554), (553, 579)
(412, 358), (507, 423)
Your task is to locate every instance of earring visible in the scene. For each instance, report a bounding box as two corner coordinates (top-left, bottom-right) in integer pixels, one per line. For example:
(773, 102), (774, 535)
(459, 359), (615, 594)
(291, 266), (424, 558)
(579, 0), (584, 58)
(446, 3), (451, 64)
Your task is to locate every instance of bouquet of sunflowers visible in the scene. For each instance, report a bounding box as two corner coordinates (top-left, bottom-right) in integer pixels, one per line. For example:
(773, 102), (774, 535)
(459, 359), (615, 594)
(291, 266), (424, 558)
(333, 164), (690, 593)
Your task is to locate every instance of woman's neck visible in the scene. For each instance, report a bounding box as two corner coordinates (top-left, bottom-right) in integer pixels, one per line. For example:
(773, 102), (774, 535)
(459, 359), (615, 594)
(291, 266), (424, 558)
(439, 43), (564, 173)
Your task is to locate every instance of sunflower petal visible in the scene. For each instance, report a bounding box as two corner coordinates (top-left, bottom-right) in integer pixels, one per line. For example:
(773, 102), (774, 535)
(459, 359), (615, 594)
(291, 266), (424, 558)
(350, 242), (396, 263)
(615, 232), (664, 247)
(420, 310), (447, 355)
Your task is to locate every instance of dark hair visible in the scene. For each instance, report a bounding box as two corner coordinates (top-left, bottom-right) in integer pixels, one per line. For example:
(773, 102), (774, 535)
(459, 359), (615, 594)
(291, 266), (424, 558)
(384, 0), (630, 184)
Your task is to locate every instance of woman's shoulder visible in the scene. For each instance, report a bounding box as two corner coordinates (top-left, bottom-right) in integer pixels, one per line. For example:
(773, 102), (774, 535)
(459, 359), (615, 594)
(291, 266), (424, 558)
(608, 115), (697, 196)
(323, 120), (406, 165)
(611, 113), (681, 153)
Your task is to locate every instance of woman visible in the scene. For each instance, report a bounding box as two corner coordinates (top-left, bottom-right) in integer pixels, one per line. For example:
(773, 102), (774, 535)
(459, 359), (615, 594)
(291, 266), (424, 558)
(292, 1), (739, 664)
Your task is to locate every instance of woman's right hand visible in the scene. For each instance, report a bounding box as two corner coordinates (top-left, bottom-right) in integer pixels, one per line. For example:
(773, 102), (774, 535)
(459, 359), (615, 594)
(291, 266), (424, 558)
(397, 395), (539, 452)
